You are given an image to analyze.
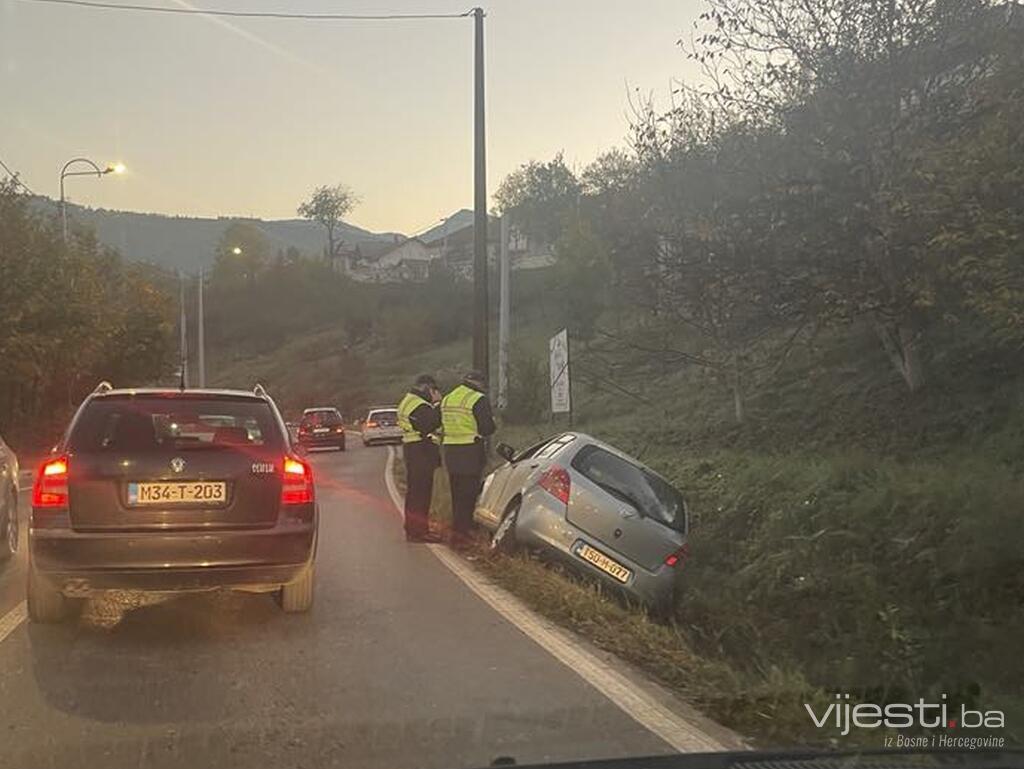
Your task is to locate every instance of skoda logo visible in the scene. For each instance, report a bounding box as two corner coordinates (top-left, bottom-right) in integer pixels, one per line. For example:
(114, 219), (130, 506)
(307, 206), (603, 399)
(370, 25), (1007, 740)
(170, 457), (186, 474)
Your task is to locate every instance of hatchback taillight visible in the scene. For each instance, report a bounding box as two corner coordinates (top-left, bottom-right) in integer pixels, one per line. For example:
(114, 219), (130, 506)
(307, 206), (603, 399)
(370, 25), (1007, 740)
(281, 456), (314, 505)
(33, 455), (69, 508)
(665, 542), (690, 568)
(538, 466), (571, 505)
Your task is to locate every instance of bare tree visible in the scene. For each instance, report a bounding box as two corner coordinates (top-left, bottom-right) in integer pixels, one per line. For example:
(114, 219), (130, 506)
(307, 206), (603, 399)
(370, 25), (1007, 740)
(297, 184), (360, 273)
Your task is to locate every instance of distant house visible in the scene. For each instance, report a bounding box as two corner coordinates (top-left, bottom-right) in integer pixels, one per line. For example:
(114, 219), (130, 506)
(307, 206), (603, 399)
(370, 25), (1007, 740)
(421, 211), (555, 277)
(345, 236), (437, 282)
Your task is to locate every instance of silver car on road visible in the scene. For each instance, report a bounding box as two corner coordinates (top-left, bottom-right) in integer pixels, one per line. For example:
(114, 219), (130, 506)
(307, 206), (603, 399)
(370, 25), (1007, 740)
(474, 432), (689, 611)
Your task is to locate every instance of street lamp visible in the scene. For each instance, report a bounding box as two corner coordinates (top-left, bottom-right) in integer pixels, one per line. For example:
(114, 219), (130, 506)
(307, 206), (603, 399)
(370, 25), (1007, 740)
(231, 246), (242, 255)
(59, 157), (126, 244)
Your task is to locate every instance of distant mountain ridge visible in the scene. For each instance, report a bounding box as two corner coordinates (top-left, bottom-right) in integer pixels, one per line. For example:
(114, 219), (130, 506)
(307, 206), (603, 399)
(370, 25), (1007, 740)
(28, 197), (401, 271)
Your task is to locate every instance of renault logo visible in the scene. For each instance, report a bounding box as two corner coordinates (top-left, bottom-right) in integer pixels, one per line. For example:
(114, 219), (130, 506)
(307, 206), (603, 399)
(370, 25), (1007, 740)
(170, 457), (186, 474)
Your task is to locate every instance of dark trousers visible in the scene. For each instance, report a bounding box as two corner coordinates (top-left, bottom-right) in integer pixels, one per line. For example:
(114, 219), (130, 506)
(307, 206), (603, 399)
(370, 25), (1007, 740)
(403, 442), (438, 538)
(448, 472), (482, 539)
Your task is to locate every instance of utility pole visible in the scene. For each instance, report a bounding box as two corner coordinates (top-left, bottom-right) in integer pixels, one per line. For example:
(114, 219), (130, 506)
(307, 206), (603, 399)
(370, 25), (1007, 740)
(497, 214), (510, 410)
(178, 272), (189, 389)
(472, 6), (489, 381)
(197, 268), (206, 388)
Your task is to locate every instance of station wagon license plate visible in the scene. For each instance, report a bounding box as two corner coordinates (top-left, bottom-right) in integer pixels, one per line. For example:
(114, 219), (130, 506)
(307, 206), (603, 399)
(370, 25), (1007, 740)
(574, 542), (632, 584)
(128, 481), (227, 505)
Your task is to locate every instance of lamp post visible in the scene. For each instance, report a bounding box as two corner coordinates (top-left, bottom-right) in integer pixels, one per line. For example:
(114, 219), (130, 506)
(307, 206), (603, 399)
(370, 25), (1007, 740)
(59, 158), (125, 244)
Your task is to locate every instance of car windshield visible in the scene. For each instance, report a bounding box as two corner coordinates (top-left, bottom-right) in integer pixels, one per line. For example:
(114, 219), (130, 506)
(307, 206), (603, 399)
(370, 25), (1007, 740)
(1, 0), (1019, 765)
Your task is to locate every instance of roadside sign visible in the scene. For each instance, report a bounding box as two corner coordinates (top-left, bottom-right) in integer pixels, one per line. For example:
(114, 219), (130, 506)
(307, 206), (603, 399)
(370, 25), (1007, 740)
(549, 328), (571, 414)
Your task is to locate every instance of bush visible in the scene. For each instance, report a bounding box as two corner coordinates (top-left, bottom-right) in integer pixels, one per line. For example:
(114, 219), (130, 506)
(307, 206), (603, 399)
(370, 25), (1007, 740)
(505, 346), (548, 424)
(674, 450), (1024, 707)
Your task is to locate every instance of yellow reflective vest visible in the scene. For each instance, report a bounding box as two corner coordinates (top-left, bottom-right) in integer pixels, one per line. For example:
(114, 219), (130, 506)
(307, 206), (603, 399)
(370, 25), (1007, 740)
(397, 392), (438, 444)
(440, 384), (483, 446)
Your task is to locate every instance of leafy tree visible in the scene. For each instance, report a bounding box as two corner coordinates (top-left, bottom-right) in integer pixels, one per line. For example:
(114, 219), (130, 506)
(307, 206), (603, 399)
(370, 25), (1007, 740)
(0, 181), (174, 448)
(297, 184), (359, 272)
(554, 217), (611, 344)
(494, 153), (581, 246)
(684, 0), (1007, 392)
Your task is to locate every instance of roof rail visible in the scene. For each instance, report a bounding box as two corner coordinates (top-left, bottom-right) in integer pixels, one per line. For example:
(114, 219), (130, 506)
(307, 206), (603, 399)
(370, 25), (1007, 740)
(253, 383), (268, 398)
(93, 381), (114, 395)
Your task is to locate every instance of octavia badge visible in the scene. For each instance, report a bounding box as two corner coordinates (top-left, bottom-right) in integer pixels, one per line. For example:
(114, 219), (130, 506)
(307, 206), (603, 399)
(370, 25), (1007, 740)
(170, 457), (186, 474)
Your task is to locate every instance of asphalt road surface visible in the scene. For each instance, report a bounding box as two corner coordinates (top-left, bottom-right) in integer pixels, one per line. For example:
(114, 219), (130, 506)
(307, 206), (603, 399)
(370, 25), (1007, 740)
(0, 441), (725, 769)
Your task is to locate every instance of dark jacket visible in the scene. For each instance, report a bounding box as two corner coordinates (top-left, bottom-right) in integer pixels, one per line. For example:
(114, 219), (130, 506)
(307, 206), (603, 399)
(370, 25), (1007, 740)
(443, 383), (495, 476)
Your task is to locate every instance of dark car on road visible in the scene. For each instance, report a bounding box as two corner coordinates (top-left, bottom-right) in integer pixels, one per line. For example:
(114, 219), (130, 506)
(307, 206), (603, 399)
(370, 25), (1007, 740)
(27, 382), (317, 623)
(297, 407), (347, 451)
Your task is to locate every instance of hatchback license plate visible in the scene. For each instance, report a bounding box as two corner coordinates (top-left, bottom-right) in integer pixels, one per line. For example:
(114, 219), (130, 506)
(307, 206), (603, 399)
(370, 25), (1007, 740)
(574, 542), (632, 583)
(128, 481), (227, 505)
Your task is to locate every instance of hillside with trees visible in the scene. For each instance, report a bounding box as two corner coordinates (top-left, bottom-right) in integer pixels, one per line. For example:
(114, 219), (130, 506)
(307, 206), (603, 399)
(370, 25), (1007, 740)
(476, 0), (1024, 744)
(28, 196), (396, 273)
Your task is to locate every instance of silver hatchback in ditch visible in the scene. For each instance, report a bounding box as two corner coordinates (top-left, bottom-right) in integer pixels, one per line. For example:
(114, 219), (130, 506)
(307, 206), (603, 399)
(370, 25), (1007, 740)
(474, 432), (689, 611)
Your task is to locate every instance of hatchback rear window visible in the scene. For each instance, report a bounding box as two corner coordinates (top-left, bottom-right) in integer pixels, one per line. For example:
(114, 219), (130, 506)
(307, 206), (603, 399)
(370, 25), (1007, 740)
(69, 397), (284, 452)
(367, 410), (397, 426)
(571, 446), (687, 533)
(302, 410), (342, 428)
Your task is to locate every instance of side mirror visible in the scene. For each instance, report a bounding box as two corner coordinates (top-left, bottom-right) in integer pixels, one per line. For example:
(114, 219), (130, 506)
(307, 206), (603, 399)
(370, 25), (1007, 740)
(496, 442), (515, 463)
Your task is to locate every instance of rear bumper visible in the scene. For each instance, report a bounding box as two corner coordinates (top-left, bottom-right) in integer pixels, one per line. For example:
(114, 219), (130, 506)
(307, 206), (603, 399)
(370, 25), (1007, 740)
(30, 519), (316, 593)
(515, 491), (676, 607)
(362, 430), (402, 444)
(299, 434), (345, 447)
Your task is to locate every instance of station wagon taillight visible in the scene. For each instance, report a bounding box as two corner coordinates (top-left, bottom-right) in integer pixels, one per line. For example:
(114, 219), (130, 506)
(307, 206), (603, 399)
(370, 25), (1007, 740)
(365, 420), (378, 428)
(281, 456), (314, 505)
(538, 465), (571, 505)
(33, 455), (69, 508)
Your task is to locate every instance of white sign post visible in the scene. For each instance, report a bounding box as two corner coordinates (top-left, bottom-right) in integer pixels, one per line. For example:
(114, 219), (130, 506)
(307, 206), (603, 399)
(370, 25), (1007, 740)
(549, 328), (571, 418)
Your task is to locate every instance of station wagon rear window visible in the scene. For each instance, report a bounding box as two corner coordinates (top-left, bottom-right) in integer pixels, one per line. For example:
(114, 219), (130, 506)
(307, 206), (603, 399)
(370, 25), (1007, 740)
(69, 397), (284, 452)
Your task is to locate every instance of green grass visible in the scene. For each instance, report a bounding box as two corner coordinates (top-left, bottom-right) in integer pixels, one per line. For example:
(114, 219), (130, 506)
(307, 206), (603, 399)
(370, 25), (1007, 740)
(220, 279), (1024, 749)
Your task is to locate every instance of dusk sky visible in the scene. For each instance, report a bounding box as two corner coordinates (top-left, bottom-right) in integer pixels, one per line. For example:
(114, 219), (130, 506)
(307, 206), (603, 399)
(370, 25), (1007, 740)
(1, 0), (703, 234)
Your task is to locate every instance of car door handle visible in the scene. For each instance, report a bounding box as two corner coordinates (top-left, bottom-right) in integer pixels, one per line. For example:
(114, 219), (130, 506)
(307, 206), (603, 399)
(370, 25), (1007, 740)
(619, 508), (637, 519)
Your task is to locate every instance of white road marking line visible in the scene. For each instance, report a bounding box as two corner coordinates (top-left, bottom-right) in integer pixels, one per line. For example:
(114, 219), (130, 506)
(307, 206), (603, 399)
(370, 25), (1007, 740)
(383, 446), (727, 753)
(0, 602), (27, 646)
(384, 447), (404, 519)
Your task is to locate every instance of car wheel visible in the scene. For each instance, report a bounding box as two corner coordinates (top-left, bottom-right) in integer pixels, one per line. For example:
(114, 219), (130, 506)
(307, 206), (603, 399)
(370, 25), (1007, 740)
(0, 486), (17, 560)
(490, 499), (520, 553)
(338, 440), (346, 452)
(27, 560), (67, 623)
(278, 563), (314, 613)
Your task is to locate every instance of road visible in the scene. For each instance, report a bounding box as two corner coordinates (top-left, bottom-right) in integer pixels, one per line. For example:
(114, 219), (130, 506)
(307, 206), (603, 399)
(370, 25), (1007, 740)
(0, 441), (731, 769)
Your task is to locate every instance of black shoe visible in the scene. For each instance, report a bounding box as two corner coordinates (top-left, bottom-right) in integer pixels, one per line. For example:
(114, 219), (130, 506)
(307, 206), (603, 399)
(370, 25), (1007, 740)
(406, 532), (441, 543)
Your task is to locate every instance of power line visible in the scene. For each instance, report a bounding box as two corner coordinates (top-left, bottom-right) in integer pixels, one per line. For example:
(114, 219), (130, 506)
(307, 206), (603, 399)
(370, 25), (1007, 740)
(18, 0), (473, 20)
(0, 156), (37, 195)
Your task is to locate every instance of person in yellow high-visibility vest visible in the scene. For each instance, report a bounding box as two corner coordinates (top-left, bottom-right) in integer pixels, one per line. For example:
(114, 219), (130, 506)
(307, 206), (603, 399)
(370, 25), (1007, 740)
(397, 374), (442, 542)
(440, 370), (496, 547)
